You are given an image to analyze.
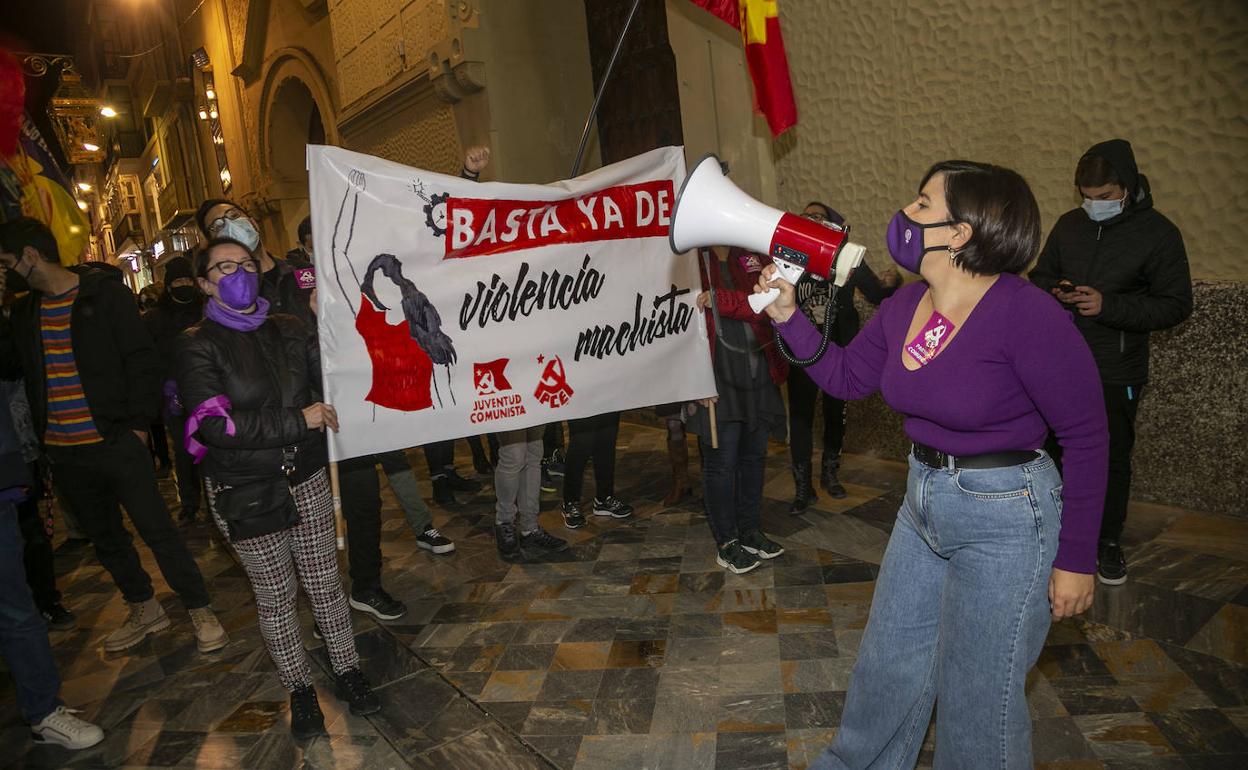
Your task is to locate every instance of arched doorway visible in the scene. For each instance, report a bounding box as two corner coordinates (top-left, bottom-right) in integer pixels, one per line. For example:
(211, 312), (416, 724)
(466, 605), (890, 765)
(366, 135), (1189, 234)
(267, 77), (324, 252)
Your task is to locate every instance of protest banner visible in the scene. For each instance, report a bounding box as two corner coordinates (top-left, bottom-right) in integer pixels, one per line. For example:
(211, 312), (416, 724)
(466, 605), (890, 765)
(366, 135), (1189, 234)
(308, 145), (716, 461)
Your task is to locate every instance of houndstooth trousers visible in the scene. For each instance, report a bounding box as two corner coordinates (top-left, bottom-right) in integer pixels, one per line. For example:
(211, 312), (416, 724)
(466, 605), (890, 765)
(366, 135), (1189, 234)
(208, 468), (359, 691)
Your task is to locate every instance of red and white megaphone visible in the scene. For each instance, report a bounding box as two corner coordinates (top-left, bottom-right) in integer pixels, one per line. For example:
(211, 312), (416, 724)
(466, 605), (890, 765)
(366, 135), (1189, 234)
(670, 154), (866, 313)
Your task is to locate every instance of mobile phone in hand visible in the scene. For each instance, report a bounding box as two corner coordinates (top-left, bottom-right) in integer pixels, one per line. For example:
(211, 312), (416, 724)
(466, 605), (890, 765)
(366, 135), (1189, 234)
(1056, 279), (1076, 293)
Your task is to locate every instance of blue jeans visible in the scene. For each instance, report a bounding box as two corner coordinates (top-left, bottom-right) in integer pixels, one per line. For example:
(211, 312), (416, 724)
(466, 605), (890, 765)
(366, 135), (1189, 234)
(811, 452), (1062, 770)
(699, 421), (769, 546)
(0, 502), (62, 724)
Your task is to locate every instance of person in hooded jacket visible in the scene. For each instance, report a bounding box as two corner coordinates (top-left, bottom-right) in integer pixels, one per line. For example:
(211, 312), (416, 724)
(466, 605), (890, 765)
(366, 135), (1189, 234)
(143, 254), (205, 523)
(195, 199), (315, 326)
(1030, 139), (1192, 587)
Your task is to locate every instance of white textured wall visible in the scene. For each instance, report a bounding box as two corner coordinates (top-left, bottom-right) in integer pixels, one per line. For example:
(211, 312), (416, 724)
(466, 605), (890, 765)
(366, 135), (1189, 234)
(773, 0), (1248, 281)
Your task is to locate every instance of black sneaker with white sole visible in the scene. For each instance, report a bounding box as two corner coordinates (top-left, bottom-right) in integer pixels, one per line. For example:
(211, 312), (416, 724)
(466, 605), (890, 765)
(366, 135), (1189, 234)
(540, 467), (557, 493)
(349, 588), (408, 621)
(716, 540), (760, 575)
(593, 496), (633, 519)
(417, 527), (456, 554)
(1097, 540), (1128, 586)
(561, 502), (587, 529)
(739, 530), (785, 559)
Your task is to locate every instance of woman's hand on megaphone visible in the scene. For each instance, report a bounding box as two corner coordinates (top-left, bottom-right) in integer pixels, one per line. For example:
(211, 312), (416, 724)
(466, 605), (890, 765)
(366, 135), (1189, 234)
(756, 264), (797, 323)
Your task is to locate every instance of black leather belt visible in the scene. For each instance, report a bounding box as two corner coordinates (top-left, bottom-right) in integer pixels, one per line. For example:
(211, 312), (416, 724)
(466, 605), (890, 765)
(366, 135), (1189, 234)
(912, 443), (1038, 470)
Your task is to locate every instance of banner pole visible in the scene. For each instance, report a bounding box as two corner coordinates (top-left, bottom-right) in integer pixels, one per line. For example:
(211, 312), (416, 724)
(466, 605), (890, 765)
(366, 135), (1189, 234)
(570, 0), (644, 177)
(708, 401), (719, 450)
(329, 460), (346, 551)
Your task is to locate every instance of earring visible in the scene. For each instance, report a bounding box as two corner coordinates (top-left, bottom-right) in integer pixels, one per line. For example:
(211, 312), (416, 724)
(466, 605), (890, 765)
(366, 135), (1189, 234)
(948, 246), (960, 262)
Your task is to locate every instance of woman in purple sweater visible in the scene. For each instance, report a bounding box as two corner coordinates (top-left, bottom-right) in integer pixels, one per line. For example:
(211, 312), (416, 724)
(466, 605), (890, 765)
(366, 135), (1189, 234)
(759, 161), (1109, 768)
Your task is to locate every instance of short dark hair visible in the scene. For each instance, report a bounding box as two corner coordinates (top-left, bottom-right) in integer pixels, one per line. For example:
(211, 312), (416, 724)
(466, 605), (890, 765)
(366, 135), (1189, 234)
(0, 217), (60, 263)
(193, 236), (254, 278)
(919, 160), (1040, 276)
(195, 198), (237, 236)
(297, 215), (312, 244)
(1074, 154), (1120, 189)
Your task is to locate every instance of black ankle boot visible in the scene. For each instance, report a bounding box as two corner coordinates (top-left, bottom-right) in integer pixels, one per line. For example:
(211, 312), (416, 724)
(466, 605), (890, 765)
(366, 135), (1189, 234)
(290, 685), (326, 739)
(789, 462), (818, 515)
(822, 453), (847, 499)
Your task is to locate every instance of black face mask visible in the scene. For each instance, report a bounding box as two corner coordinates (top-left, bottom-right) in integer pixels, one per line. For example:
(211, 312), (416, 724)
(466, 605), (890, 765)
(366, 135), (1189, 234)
(4, 266), (30, 295)
(169, 285), (198, 304)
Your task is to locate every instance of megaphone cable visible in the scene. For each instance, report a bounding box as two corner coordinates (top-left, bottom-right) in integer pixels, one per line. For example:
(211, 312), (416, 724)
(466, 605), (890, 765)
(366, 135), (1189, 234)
(772, 285), (841, 367)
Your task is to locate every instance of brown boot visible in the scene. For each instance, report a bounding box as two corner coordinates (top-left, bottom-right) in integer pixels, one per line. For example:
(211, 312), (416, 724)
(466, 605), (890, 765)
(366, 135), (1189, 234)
(663, 437), (691, 506)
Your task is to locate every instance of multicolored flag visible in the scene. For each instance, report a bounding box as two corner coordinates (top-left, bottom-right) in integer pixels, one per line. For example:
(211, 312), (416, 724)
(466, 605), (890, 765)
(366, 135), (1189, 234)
(689, 0), (798, 136)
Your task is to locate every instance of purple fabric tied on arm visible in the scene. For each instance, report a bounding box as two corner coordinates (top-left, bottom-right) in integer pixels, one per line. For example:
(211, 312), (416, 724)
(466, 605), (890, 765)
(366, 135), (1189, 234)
(185, 394), (235, 464)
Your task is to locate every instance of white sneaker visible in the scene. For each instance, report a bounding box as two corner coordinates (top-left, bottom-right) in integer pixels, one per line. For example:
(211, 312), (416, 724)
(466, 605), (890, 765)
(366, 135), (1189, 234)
(31, 706), (104, 750)
(189, 607), (229, 653)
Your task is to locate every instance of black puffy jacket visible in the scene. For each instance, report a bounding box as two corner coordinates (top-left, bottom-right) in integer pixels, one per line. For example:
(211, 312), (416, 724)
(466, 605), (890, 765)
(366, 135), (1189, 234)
(1030, 140), (1193, 385)
(176, 312), (327, 486)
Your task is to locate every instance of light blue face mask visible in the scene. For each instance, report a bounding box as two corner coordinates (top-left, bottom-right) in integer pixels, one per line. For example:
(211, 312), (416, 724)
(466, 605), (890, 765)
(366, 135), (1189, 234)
(1082, 195), (1125, 222)
(215, 217), (261, 251)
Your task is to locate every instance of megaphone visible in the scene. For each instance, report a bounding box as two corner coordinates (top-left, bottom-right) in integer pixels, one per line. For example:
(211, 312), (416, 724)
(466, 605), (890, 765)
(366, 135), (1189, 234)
(670, 153), (866, 313)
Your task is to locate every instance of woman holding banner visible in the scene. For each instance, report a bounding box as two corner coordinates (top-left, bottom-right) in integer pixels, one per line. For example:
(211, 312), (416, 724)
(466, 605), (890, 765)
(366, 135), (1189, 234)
(179, 237), (381, 740)
(757, 161), (1107, 767)
(689, 245), (789, 575)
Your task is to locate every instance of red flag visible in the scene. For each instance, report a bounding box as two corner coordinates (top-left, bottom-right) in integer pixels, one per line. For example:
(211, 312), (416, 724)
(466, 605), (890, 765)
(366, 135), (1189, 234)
(689, 0), (798, 136)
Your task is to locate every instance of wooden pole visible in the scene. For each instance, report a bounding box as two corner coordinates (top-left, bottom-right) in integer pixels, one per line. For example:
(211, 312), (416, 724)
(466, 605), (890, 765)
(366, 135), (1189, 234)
(708, 401), (719, 450)
(329, 460), (346, 551)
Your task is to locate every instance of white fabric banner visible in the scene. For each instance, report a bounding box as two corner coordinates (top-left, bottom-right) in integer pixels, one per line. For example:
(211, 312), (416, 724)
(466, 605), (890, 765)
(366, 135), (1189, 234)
(307, 145), (716, 462)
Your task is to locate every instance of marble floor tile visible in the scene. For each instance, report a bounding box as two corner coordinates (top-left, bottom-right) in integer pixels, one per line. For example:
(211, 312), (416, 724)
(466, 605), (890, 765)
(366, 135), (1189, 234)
(783, 691), (846, 730)
(714, 693), (787, 734)
(1074, 712), (1180, 760)
(714, 729), (789, 769)
(407, 722), (551, 770)
(574, 733), (651, 769)
(480, 670), (549, 702)
(1146, 709), (1248, 755)
(1184, 604), (1248, 667)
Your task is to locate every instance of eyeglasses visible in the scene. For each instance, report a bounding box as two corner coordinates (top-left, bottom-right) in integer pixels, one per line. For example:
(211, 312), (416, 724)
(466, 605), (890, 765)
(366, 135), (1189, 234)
(802, 212), (827, 222)
(208, 259), (259, 276)
(207, 208), (246, 234)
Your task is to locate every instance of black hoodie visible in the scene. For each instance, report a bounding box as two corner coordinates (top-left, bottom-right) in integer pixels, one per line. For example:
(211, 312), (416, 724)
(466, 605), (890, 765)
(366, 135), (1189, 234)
(1030, 139), (1193, 385)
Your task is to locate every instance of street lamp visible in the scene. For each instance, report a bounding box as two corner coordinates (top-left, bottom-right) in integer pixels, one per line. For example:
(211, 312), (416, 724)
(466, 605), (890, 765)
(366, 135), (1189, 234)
(77, 200), (88, 211)
(198, 106), (208, 120)
(82, 142), (99, 152)
(77, 182), (92, 191)
(99, 106), (117, 117)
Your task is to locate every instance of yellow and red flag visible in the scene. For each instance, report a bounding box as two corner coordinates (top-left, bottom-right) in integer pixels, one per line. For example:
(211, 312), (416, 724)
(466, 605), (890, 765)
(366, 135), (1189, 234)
(690, 0), (797, 136)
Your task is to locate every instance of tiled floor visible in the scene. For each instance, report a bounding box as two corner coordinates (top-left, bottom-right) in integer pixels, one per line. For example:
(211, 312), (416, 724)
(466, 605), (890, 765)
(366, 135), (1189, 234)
(2, 419), (1246, 769)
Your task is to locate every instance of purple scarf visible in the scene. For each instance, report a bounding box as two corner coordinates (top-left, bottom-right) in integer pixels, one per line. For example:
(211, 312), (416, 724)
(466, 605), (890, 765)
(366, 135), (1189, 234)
(185, 395), (235, 463)
(204, 296), (270, 332)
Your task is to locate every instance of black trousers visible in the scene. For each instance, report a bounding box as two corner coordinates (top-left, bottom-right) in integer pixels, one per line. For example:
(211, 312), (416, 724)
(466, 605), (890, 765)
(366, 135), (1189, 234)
(1048, 383), (1142, 544)
(15, 471), (59, 610)
(787, 365), (846, 466)
(48, 432), (210, 608)
(148, 419), (170, 466)
(424, 440), (455, 478)
(166, 414), (202, 516)
(543, 422), (565, 458)
(563, 412), (620, 503)
(700, 421), (769, 546)
(338, 454), (384, 594)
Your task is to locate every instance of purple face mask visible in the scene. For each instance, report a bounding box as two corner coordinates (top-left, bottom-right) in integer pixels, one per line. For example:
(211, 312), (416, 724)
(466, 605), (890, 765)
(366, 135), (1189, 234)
(216, 268), (260, 310)
(885, 210), (955, 274)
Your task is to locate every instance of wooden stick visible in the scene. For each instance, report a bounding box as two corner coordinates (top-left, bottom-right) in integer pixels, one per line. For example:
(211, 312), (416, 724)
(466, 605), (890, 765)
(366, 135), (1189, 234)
(709, 401), (719, 450)
(329, 460), (346, 551)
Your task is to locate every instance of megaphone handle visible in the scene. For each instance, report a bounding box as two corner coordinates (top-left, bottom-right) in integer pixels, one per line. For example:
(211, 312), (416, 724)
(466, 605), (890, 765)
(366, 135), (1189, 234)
(748, 286), (781, 313)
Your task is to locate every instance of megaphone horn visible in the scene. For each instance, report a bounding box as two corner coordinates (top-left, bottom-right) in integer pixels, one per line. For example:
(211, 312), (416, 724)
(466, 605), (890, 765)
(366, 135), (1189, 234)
(669, 153), (866, 313)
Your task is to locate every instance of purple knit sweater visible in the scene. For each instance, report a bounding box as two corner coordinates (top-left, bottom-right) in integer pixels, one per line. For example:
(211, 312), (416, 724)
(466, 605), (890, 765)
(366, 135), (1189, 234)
(776, 273), (1109, 573)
